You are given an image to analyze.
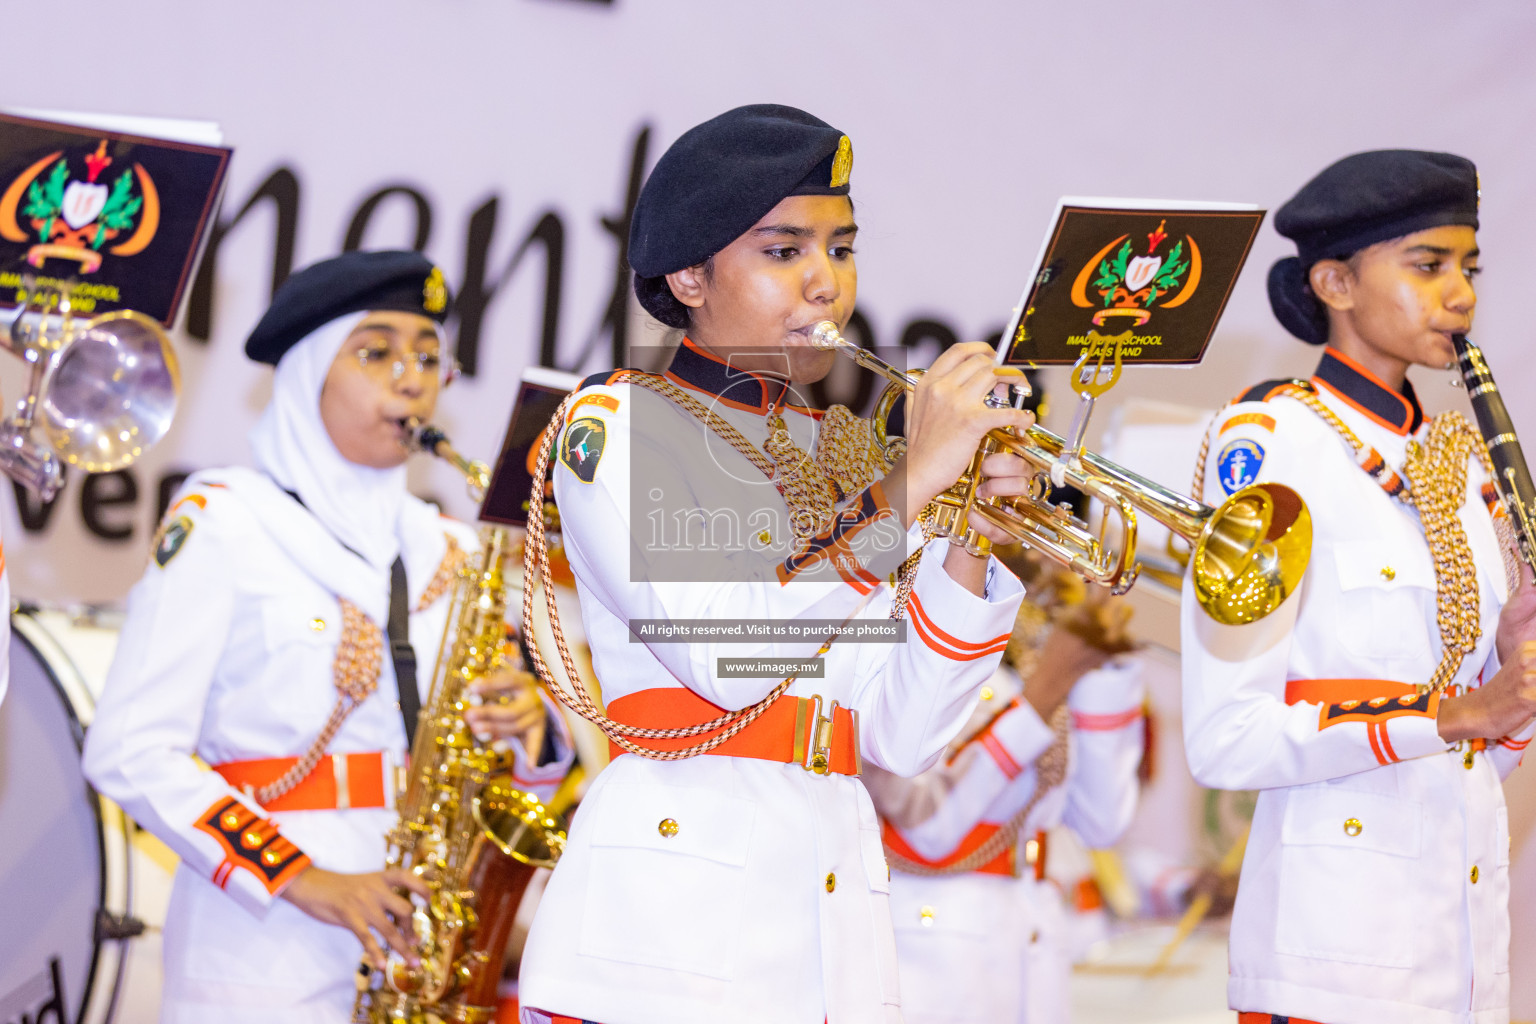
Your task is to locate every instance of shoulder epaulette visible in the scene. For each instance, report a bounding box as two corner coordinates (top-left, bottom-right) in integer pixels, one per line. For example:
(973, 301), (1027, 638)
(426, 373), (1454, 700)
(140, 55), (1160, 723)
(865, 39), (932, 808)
(1238, 378), (1313, 404)
(578, 368), (644, 390)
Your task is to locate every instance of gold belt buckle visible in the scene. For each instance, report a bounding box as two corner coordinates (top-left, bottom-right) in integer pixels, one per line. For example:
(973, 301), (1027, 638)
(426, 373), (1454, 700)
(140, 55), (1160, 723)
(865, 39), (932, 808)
(794, 696), (860, 776)
(794, 695), (834, 774)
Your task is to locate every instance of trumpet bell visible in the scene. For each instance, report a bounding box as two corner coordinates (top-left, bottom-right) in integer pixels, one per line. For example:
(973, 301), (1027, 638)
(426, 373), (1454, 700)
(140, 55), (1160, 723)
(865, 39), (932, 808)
(808, 318), (1314, 623)
(39, 310), (180, 473)
(1192, 482), (1312, 625)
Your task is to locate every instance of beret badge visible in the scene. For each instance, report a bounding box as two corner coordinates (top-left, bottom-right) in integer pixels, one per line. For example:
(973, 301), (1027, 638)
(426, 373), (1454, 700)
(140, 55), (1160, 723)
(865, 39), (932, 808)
(830, 136), (853, 189)
(423, 267), (448, 315)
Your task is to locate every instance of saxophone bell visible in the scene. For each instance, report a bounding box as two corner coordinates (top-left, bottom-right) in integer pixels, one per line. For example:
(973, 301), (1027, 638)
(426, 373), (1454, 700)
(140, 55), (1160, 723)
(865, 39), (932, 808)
(355, 424), (566, 1024)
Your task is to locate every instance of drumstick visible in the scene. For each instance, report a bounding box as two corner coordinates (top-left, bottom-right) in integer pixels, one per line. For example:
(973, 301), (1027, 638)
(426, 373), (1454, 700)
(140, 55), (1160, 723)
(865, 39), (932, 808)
(1145, 824), (1249, 977)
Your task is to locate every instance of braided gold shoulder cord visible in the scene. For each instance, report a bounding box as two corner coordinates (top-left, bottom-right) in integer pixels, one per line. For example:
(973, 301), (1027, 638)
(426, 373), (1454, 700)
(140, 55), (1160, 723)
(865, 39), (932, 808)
(1194, 386), (1501, 695)
(254, 538), (467, 805)
(522, 374), (928, 761)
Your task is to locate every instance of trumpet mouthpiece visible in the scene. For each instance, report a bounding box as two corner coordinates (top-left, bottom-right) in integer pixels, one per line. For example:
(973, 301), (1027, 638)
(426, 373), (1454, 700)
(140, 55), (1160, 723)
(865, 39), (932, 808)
(809, 321), (845, 351)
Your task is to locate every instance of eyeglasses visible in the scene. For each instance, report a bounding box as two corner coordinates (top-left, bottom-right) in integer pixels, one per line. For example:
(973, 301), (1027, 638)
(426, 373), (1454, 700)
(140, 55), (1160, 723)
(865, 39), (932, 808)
(355, 344), (443, 382)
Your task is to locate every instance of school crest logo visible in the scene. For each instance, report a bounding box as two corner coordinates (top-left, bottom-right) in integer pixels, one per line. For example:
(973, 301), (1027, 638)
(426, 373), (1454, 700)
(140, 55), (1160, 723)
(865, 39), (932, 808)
(1070, 219), (1200, 327)
(0, 140), (160, 273)
(1216, 439), (1265, 496)
(154, 515), (194, 567)
(560, 417), (607, 483)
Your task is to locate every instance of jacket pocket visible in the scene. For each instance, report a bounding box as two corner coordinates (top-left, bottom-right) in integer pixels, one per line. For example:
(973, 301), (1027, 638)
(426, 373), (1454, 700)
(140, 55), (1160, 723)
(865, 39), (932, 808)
(1332, 540), (1435, 666)
(576, 780), (755, 980)
(1274, 787), (1421, 968)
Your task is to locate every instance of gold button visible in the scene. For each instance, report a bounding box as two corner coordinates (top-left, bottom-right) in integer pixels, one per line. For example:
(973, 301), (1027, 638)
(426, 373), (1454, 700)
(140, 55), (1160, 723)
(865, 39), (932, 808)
(310, 618), (326, 632)
(1470, 865), (1480, 884)
(825, 872), (836, 893)
(980, 686), (994, 701)
(1397, 694), (1418, 706)
(757, 530), (772, 545)
(1344, 818), (1363, 837)
(1339, 699), (1361, 710)
(1368, 696), (1391, 707)
(1380, 566), (1396, 581)
(657, 818), (679, 838)
(919, 905), (935, 927)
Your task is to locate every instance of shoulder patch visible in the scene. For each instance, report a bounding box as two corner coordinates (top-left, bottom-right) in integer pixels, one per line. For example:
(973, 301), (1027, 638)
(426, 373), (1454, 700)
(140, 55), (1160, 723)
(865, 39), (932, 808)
(560, 417), (607, 483)
(568, 392), (621, 421)
(1219, 411), (1276, 435)
(1237, 378), (1312, 404)
(154, 515), (195, 567)
(1215, 439), (1265, 496)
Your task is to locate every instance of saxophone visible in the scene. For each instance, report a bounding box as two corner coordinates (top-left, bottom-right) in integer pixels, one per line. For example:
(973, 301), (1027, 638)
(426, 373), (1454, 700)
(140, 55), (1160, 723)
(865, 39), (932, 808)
(355, 423), (566, 1024)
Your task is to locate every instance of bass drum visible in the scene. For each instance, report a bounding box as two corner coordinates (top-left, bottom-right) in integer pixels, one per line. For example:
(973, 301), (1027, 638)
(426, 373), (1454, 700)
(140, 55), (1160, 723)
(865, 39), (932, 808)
(0, 608), (155, 1024)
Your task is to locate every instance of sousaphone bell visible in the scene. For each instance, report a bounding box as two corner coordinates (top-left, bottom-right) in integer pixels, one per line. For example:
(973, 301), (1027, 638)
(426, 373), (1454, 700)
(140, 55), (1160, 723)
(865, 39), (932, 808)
(0, 276), (180, 501)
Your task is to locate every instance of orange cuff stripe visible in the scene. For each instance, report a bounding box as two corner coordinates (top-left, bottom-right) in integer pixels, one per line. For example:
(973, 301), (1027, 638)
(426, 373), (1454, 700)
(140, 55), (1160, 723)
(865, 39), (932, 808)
(1502, 735), (1531, 751)
(907, 593), (1009, 662)
(1071, 707), (1142, 731)
(980, 732), (1023, 779)
(1366, 722), (1388, 766)
(194, 797), (310, 896)
(909, 592), (1009, 651)
(1377, 721), (1400, 763)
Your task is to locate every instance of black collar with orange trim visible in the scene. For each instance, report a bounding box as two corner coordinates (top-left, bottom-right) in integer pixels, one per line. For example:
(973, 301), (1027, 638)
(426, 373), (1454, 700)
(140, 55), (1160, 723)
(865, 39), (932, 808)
(1312, 347), (1424, 436)
(663, 338), (811, 417)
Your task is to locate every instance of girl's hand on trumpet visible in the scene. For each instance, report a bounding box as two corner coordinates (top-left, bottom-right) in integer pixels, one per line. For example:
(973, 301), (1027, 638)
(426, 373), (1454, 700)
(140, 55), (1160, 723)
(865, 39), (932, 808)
(883, 341), (1035, 595)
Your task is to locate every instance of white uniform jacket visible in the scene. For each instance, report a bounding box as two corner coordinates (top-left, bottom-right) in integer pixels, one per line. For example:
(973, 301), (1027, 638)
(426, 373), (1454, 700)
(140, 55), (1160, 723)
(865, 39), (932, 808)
(1181, 347), (1534, 1024)
(519, 340), (1026, 1024)
(82, 468), (571, 1024)
(866, 657), (1144, 1024)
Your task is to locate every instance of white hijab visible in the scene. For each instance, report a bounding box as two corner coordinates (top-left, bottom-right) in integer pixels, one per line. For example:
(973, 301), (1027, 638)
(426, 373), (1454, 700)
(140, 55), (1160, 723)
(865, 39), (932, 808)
(248, 313), (413, 570)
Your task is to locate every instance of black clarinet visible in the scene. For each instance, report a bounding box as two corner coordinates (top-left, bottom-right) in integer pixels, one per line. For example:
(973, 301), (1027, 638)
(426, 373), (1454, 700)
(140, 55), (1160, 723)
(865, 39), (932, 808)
(1453, 333), (1536, 566)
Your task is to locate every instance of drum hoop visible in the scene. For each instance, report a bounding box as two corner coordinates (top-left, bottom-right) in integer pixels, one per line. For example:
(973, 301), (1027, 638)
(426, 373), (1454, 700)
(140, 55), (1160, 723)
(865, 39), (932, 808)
(10, 611), (133, 1024)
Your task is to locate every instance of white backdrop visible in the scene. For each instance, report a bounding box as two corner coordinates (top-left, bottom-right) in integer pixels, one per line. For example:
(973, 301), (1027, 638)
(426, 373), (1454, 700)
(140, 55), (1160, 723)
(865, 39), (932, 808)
(5, 0), (1536, 604)
(5, 0), (1536, 1013)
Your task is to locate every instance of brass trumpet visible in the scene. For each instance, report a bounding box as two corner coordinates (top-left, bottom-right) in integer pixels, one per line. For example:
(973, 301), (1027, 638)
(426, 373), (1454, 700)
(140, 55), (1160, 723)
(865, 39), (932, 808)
(809, 321), (1311, 625)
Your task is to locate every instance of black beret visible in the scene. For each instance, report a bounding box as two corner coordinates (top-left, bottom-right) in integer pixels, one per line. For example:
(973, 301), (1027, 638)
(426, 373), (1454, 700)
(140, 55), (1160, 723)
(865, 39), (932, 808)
(630, 104), (853, 327)
(245, 250), (453, 364)
(1268, 150), (1478, 344)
